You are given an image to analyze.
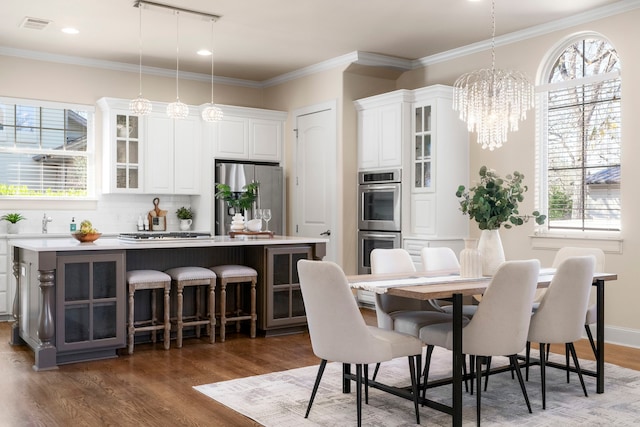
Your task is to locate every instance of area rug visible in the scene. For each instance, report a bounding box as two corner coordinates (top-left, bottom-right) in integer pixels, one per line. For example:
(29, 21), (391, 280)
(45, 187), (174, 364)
(194, 347), (640, 426)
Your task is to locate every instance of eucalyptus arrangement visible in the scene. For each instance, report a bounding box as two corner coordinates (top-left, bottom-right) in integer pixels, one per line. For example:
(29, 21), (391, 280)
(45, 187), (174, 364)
(1, 213), (26, 224)
(176, 206), (194, 220)
(214, 182), (259, 212)
(456, 166), (546, 230)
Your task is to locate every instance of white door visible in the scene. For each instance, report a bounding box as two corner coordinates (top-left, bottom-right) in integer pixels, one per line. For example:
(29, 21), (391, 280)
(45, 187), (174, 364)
(294, 102), (337, 263)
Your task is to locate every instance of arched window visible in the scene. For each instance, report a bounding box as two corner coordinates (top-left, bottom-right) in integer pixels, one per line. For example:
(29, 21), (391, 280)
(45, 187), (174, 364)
(537, 34), (621, 233)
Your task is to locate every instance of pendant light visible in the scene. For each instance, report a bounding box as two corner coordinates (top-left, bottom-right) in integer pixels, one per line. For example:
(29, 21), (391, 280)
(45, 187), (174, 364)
(452, 0), (534, 151)
(166, 11), (189, 119)
(201, 18), (223, 122)
(129, 3), (152, 116)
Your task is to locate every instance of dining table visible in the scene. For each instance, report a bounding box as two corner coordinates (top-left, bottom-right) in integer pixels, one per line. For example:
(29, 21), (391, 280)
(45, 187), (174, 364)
(347, 268), (618, 427)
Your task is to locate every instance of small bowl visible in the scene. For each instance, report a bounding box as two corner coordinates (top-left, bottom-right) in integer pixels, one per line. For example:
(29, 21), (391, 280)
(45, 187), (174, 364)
(246, 219), (262, 232)
(72, 232), (102, 243)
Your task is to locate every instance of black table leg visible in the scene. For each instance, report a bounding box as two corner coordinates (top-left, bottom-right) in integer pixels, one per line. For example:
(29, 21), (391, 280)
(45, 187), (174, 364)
(596, 279), (605, 394)
(452, 293), (463, 427)
(343, 363), (351, 393)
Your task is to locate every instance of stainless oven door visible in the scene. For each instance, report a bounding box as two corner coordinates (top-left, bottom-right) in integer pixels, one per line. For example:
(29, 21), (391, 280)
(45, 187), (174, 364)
(357, 230), (402, 274)
(358, 183), (401, 231)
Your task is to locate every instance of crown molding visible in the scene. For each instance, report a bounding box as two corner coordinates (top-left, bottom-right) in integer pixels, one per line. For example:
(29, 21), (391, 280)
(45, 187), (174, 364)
(1, 0), (638, 89)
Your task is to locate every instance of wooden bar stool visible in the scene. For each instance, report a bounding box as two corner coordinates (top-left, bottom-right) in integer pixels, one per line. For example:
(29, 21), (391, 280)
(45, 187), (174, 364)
(209, 265), (257, 342)
(126, 270), (172, 355)
(165, 267), (216, 348)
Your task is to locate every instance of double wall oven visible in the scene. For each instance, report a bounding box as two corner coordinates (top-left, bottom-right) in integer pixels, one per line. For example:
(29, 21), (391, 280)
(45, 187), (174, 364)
(357, 169), (402, 275)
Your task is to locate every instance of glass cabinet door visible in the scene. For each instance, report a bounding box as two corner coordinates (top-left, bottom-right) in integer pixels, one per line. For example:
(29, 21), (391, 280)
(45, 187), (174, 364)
(115, 114), (140, 190)
(266, 246), (312, 327)
(414, 105), (433, 191)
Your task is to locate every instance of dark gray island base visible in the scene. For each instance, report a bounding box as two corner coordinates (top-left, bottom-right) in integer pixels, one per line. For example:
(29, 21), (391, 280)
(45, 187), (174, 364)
(9, 236), (327, 371)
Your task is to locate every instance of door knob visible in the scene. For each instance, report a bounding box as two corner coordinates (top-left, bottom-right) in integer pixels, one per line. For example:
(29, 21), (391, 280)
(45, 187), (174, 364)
(320, 229), (331, 236)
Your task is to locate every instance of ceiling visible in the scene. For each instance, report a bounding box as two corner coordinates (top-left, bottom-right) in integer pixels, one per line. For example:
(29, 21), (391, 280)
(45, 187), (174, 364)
(1, 0), (631, 84)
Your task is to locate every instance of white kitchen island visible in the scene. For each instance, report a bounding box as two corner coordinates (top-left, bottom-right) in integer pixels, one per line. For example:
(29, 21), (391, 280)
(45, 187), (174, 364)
(10, 235), (327, 370)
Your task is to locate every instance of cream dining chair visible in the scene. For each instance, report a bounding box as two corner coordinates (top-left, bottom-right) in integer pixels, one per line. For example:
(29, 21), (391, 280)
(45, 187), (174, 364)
(370, 248), (454, 380)
(526, 255), (596, 409)
(535, 247), (605, 359)
(297, 259), (423, 426)
(419, 259), (540, 426)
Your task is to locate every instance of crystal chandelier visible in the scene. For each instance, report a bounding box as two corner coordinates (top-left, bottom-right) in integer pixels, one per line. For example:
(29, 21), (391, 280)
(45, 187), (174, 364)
(453, 0), (534, 151)
(201, 18), (223, 122)
(129, 3), (152, 116)
(167, 11), (189, 119)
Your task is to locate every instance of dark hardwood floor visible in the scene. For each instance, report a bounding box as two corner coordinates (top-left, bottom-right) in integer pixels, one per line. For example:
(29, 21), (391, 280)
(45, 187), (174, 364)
(1, 309), (639, 426)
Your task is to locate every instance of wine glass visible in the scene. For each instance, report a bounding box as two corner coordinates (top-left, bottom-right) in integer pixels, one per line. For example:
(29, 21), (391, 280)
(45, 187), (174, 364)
(254, 208), (263, 230)
(262, 208), (272, 232)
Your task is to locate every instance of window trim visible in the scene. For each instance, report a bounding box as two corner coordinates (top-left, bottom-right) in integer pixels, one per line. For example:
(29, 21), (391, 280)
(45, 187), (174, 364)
(0, 96), (96, 200)
(534, 32), (621, 240)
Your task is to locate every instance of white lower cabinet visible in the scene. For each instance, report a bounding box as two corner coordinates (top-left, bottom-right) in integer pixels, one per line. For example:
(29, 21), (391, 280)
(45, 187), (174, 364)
(0, 238), (8, 315)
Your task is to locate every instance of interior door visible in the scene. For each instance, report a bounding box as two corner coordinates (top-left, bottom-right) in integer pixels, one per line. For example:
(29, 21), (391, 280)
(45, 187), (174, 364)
(294, 105), (337, 263)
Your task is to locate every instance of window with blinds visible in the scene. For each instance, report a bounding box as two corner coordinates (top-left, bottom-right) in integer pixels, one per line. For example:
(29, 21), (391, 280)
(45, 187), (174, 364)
(0, 98), (94, 198)
(541, 38), (621, 232)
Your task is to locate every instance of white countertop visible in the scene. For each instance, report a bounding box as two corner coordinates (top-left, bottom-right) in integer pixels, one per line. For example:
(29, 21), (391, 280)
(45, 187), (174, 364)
(9, 235), (329, 252)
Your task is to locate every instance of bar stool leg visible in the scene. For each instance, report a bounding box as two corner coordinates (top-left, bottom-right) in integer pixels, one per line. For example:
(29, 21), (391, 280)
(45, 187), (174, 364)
(151, 289), (158, 343)
(220, 280), (227, 343)
(177, 284), (184, 349)
(235, 284), (242, 333)
(128, 287), (135, 355)
(163, 286), (171, 350)
(250, 277), (257, 338)
(195, 286), (202, 338)
(208, 280), (216, 343)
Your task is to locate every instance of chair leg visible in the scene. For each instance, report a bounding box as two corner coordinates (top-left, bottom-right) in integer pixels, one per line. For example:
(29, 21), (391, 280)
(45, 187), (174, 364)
(364, 364), (369, 405)
(475, 355), (482, 427)
(565, 343), (571, 383)
(305, 359), (327, 418)
(371, 363), (380, 381)
(585, 324), (598, 359)
(470, 355), (475, 395)
(462, 354), (469, 393)
(510, 354), (532, 414)
(163, 287), (171, 350)
(408, 355), (421, 425)
(356, 364), (363, 427)
(484, 356), (492, 391)
(568, 343), (589, 398)
(525, 341), (531, 381)
(421, 345), (434, 401)
(540, 343), (547, 410)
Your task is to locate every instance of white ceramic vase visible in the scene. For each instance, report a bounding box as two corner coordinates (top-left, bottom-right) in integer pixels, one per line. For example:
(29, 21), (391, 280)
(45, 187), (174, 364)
(459, 238), (483, 278)
(477, 229), (505, 276)
(179, 219), (192, 231)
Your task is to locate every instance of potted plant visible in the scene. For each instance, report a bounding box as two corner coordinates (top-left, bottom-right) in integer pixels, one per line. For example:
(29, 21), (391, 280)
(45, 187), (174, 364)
(1, 212), (26, 234)
(176, 206), (194, 231)
(215, 182), (259, 213)
(456, 166), (546, 274)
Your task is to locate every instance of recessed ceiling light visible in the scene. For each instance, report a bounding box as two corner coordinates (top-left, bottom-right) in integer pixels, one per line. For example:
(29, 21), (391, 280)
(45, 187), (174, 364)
(61, 27), (79, 35)
(197, 49), (212, 56)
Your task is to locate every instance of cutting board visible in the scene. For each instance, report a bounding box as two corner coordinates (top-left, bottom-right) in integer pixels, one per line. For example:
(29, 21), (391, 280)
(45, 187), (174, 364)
(148, 197), (167, 231)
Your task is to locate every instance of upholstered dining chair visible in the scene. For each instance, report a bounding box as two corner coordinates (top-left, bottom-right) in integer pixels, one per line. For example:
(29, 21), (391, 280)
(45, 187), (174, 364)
(550, 247), (605, 360)
(370, 248), (454, 380)
(526, 255), (596, 409)
(297, 259), (423, 427)
(419, 259), (540, 426)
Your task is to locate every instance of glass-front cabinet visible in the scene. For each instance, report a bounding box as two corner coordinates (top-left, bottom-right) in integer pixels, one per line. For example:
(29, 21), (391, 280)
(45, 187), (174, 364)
(115, 114), (140, 191)
(97, 98), (144, 193)
(56, 252), (125, 361)
(263, 245), (312, 333)
(413, 104), (433, 191)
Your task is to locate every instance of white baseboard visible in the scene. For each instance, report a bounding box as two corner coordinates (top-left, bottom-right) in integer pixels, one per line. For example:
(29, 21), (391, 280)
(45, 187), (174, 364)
(589, 324), (640, 349)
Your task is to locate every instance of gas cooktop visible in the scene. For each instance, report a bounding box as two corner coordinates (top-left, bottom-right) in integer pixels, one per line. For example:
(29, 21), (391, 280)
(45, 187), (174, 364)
(118, 232), (212, 241)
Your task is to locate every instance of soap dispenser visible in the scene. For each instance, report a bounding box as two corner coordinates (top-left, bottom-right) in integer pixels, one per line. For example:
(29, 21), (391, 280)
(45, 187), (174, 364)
(70, 217), (77, 232)
(137, 215), (144, 231)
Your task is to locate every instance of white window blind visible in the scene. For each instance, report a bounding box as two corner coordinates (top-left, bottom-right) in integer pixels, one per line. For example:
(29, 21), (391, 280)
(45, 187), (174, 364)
(0, 98), (94, 197)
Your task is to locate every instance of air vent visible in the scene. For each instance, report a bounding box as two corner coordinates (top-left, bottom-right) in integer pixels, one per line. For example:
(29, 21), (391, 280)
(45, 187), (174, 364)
(20, 17), (52, 30)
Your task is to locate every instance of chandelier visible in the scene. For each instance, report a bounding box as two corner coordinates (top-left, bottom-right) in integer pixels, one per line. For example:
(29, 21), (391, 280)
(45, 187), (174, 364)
(201, 18), (223, 122)
(452, 0), (534, 151)
(166, 11), (189, 119)
(129, 3), (152, 116)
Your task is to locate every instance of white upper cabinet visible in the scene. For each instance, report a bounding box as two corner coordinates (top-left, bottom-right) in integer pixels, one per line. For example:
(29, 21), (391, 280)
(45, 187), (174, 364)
(98, 98), (144, 194)
(354, 90), (412, 170)
(145, 111), (201, 195)
(213, 105), (286, 162)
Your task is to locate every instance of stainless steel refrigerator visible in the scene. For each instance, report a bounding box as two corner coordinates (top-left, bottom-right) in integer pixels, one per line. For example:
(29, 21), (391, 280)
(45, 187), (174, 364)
(214, 161), (284, 236)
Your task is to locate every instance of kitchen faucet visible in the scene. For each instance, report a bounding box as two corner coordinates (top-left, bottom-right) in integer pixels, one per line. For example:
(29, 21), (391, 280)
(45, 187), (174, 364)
(42, 213), (52, 234)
